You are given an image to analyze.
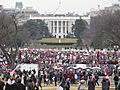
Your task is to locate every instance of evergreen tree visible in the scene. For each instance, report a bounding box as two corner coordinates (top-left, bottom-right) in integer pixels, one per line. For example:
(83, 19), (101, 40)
(72, 18), (88, 47)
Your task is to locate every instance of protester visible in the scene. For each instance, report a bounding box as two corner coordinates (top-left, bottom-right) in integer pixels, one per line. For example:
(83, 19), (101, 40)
(16, 78), (26, 90)
(38, 76), (42, 90)
(80, 79), (86, 90)
(54, 75), (57, 86)
(27, 79), (35, 90)
(0, 76), (5, 90)
(117, 81), (120, 90)
(101, 77), (107, 90)
(88, 77), (95, 90)
(78, 82), (81, 90)
(60, 78), (67, 90)
(5, 76), (17, 90)
(94, 73), (99, 86)
(56, 84), (63, 90)
(66, 80), (70, 90)
(114, 74), (119, 90)
(106, 76), (110, 90)
(84, 73), (88, 85)
(0, 48), (120, 90)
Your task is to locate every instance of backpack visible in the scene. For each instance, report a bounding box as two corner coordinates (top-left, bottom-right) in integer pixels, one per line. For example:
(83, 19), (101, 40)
(34, 85), (39, 90)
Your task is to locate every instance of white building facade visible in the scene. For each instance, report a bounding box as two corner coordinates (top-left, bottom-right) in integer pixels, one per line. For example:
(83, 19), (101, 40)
(30, 14), (90, 38)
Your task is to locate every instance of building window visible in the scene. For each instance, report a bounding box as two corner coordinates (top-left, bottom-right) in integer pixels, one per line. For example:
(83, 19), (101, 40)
(67, 27), (68, 34)
(51, 21), (53, 27)
(55, 27), (57, 33)
(63, 21), (65, 26)
(51, 27), (53, 33)
(59, 36), (61, 38)
(55, 35), (56, 38)
(59, 21), (61, 26)
(55, 21), (57, 26)
(34, 20), (36, 22)
(67, 30), (68, 34)
(66, 21), (69, 26)
(59, 27), (61, 33)
(63, 27), (65, 33)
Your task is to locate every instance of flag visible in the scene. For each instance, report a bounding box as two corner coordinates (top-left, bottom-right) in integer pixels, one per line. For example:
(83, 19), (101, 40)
(109, 56), (113, 61)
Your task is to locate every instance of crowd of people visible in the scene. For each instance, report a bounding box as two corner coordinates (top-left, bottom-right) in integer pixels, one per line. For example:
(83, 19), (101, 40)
(0, 48), (120, 90)
(16, 48), (120, 75)
(0, 67), (120, 90)
(16, 48), (120, 65)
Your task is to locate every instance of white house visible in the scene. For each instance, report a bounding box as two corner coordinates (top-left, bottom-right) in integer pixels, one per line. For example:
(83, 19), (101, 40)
(30, 14), (90, 38)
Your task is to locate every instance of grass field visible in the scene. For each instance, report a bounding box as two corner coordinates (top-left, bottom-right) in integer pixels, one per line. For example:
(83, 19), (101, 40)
(28, 44), (76, 49)
(42, 84), (115, 90)
(39, 38), (78, 43)
(26, 38), (78, 49)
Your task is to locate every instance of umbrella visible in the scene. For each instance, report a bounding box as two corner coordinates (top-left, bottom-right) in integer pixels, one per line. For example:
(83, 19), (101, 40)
(92, 67), (101, 70)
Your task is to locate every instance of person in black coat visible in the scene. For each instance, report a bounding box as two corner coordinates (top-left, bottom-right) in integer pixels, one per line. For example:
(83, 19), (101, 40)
(54, 75), (57, 86)
(5, 77), (18, 90)
(66, 81), (70, 90)
(117, 81), (120, 90)
(114, 74), (119, 90)
(88, 77), (95, 90)
(27, 79), (35, 90)
(16, 78), (26, 90)
(0, 77), (5, 90)
(38, 76), (42, 90)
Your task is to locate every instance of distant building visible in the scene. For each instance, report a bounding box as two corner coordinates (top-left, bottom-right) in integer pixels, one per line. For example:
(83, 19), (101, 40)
(30, 14), (90, 38)
(15, 2), (23, 9)
(0, 2), (90, 38)
(89, 4), (120, 17)
(15, 7), (40, 25)
(104, 4), (120, 13)
(0, 3), (40, 25)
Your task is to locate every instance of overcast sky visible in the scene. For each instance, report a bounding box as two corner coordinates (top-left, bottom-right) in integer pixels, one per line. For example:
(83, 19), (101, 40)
(0, 0), (119, 14)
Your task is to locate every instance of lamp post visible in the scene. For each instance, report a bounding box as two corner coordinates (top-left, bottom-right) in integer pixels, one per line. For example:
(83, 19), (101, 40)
(114, 45), (119, 51)
(113, 45), (119, 60)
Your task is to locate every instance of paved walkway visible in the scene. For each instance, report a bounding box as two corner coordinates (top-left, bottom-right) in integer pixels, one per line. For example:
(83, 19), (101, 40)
(41, 84), (115, 90)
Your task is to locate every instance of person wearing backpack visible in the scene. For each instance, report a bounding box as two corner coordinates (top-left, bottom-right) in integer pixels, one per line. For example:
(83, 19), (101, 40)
(114, 74), (119, 90)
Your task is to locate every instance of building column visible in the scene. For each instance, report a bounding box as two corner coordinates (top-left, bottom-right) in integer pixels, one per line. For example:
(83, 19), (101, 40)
(50, 21), (53, 34)
(53, 21), (55, 34)
(65, 21), (67, 36)
(61, 21), (63, 35)
(57, 21), (59, 38)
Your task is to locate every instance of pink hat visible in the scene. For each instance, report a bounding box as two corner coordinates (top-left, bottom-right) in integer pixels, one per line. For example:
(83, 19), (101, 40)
(103, 76), (106, 80)
(66, 78), (69, 81)
(106, 76), (109, 79)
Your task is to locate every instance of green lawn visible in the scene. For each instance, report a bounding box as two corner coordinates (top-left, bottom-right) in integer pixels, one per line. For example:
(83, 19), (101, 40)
(39, 38), (78, 43)
(28, 44), (76, 49)
(25, 38), (78, 49)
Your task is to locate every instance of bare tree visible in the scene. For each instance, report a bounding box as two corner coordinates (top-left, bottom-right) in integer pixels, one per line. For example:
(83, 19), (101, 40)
(0, 11), (17, 65)
(0, 11), (30, 66)
(90, 10), (120, 48)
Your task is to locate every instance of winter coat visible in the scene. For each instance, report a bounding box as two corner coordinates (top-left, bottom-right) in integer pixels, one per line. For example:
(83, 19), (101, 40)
(114, 76), (119, 87)
(117, 81), (120, 90)
(88, 80), (95, 90)
(56, 86), (63, 90)
(101, 80), (107, 90)
(27, 82), (35, 90)
(80, 80), (86, 90)
(0, 80), (5, 90)
(66, 81), (70, 90)
(78, 84), (81, 90)
(5, 79), (17, 90)
(106, 79), (110, 90)
(17, 83), (26, 90)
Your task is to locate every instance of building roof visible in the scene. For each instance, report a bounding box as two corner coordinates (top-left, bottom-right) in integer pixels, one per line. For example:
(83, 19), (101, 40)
(30, 16), (80, 20)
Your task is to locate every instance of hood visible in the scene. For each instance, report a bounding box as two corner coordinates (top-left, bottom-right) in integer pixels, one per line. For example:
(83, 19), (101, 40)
(7, 79), (15, 85)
